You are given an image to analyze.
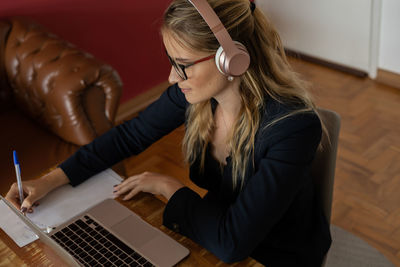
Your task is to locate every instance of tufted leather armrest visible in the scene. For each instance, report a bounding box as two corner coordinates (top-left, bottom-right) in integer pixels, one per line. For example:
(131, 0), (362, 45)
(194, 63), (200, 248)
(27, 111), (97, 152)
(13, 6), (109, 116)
(2, 18), (122, 146)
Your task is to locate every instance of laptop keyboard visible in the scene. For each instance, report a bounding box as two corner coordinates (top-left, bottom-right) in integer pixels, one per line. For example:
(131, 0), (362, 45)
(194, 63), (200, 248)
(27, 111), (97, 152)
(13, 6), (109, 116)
(51, 215), (155, 267)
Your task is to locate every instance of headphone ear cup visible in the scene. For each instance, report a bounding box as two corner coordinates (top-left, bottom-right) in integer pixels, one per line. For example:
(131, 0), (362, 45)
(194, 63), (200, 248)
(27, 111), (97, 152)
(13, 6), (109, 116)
(215, 46), (226, 75)
(215, 41), (250, 77)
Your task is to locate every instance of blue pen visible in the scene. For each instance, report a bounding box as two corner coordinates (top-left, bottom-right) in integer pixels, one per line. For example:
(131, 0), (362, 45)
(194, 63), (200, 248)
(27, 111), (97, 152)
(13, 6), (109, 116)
(13, 150), (25, 207)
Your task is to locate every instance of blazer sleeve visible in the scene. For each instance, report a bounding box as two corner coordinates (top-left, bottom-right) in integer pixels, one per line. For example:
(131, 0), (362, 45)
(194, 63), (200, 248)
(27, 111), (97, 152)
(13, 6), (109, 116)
(163, 112), (322, 263)
(60, 84), (187, 186)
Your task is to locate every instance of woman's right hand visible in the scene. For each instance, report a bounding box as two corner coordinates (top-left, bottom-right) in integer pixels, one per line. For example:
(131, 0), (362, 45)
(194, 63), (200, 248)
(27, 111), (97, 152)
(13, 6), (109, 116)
(5, 168), (69, 213)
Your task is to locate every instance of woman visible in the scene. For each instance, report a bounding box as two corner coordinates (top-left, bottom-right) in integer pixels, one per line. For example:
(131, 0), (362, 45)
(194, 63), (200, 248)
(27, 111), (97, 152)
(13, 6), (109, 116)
(6, 0), (331, 265)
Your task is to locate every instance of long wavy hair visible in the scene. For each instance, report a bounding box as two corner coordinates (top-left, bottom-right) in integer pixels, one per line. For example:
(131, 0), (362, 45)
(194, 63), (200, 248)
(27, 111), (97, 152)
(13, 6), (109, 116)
(162, 0), (320, 189)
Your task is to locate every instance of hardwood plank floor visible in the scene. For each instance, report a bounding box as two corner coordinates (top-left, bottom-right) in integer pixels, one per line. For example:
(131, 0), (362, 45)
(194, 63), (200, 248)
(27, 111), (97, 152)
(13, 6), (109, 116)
(288, 57), (400, 266)
(123, 57), (400, 266)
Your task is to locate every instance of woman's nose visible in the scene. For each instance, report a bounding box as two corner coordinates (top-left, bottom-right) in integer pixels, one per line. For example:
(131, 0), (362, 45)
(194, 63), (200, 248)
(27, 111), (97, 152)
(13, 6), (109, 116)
(168, 67), (183, 84)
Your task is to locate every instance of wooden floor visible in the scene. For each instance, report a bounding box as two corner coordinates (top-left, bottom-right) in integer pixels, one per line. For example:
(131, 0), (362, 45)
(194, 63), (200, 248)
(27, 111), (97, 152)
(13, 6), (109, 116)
(289, 58), (400, 266)
(124, 57), (400, 266)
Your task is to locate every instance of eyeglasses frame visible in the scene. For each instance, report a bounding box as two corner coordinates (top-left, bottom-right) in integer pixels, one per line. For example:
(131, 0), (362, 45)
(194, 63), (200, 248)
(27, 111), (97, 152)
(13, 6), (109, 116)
(166, 51), (215, 80)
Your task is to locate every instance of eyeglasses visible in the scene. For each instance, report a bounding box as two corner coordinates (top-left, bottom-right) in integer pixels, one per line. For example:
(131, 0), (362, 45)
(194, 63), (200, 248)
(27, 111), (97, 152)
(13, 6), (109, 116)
(166, 51), (215, 80)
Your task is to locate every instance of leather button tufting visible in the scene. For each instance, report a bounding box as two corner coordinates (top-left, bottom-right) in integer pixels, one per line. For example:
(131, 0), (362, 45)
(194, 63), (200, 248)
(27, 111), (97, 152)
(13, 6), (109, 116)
(2, 17), (122, 146)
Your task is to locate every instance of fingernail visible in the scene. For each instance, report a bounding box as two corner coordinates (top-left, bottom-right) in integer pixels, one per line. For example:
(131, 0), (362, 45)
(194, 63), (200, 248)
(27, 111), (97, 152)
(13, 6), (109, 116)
(21, 207), (27, 213)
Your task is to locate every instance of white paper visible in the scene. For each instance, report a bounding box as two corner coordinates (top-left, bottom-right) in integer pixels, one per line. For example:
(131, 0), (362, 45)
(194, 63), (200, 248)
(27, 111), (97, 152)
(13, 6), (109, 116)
(27, 169), (123, 229)
(0, 169), (122, 248)
(0, 200), (39, 247)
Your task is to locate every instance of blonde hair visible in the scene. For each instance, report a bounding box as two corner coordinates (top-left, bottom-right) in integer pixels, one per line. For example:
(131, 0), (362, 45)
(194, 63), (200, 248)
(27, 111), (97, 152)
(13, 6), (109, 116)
(162, 0), (320, 189)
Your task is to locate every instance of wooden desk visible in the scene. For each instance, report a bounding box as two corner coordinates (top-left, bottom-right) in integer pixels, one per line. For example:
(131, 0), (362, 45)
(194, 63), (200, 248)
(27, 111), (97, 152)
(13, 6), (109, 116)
(0, 192), (262, 266)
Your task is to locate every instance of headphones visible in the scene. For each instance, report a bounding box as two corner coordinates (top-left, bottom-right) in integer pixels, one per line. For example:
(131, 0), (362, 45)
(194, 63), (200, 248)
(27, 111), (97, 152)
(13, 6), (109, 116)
(188, 0), (250, 77)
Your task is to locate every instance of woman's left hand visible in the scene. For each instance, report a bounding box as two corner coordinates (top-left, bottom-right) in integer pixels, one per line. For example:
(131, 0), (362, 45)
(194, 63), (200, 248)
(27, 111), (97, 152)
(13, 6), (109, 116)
(113, 172), (185, 201)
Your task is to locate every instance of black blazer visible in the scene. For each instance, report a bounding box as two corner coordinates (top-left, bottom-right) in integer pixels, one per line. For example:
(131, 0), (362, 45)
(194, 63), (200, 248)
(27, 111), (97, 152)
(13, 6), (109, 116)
(60, 84), (331, 266)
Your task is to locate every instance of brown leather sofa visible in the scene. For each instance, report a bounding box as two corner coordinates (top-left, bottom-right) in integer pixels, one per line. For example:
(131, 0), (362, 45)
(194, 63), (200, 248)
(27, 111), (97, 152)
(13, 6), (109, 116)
(0, 18), (123, 195)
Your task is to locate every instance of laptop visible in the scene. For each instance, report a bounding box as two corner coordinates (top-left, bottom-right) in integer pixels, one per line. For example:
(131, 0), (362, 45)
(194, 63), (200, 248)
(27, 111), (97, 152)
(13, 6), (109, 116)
(0, 196), (189, 267)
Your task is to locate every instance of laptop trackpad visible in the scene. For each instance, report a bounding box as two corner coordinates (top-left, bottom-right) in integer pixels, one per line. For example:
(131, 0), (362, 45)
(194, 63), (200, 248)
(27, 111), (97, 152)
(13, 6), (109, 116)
(111, 215), (158, 248)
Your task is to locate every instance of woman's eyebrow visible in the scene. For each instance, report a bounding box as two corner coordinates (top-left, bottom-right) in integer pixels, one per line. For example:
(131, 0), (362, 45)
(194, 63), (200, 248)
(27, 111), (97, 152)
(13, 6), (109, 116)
(174, 57), (191, 63)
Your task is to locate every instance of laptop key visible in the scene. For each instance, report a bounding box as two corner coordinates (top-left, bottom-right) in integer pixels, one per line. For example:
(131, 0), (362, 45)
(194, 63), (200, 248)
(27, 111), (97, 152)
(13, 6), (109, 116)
(93, 252), (102, 259)
(131, 252), (141, 260)
(88, 248), (97, 255)
(68, 224), (79, 231)
(98, 257), (107, 264)
(124, 257), (133, 264)
(70, 233), (79, 240)
(82, 243), (91, 251)
(61, 228), (72, 235)
(94, 233), (102, 240)
(129, 261), (139, 267)
(75, 219), (86, 228)
(70, 244), (78, 251)
(54, 231), (65, 239)
(83, 255), (92, 262)
(87, 228), (96, 235)
(115, 259), (124, 266)
(79, 251), (88, 259)
(75, 229), (84, 235)
(138, 257), (147, 264)
(81, 232), (89, 239)
(100, 229), (109, 236)
(95, 224), (104, 231)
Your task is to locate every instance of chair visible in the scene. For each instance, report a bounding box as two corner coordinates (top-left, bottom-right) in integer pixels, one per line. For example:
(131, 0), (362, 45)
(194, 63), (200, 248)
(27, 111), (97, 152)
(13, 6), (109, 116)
(311, 108), (341, 223)
(311, 108), (341, 267)
(312, 110), (395, 267)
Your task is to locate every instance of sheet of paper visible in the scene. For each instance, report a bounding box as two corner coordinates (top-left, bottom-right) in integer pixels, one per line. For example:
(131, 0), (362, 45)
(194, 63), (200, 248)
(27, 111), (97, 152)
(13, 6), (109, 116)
(0, 200), (39, 247)
(27, 169), (123, 229)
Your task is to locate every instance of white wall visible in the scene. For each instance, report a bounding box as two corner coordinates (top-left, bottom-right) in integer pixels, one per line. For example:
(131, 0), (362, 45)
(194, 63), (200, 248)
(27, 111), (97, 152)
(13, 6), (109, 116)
(379, 0), (400, 74)
(258, 0), (400, 76)
(258, 0), (373, 73)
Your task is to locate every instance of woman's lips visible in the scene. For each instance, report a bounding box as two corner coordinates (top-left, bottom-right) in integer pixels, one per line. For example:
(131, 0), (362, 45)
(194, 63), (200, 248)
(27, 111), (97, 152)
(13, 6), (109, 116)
(181, 88), (191, 93)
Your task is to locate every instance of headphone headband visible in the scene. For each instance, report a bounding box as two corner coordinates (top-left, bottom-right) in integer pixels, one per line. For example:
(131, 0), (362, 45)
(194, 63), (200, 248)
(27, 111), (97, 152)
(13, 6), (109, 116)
(188, 0), (250, 76)
(188, 0), (236, 56)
